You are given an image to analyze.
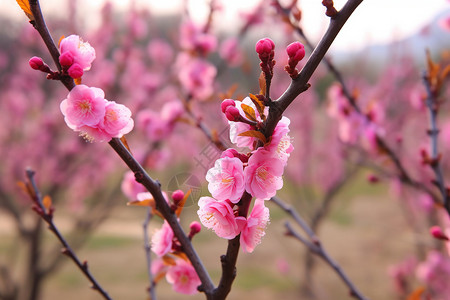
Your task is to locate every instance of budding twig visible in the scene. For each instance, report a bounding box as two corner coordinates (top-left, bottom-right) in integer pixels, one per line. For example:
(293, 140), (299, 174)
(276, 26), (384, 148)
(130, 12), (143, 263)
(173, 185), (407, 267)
(143, 208), (156, 300)
(25, 169), (112, 300)
(270, 196), (369, 300)
(423, 71), (450, 215)
(28, 0), (215, 296)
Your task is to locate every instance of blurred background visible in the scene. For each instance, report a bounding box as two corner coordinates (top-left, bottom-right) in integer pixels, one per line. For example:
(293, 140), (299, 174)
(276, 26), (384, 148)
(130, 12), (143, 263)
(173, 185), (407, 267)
(1, 0), (450, 299)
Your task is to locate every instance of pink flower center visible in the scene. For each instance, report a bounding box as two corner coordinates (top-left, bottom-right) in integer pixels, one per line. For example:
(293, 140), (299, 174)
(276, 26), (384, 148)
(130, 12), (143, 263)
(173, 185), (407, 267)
(79, 100), (92, 112)
(106, 109), (118, 122)
(180, 274), (189, 285)
(256, 166), (269, 180)
(221, 176), (234, 185)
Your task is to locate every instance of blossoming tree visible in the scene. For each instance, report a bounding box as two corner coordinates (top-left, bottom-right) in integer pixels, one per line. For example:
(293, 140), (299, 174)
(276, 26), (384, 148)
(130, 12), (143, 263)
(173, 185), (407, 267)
(3, 0), (450, 299)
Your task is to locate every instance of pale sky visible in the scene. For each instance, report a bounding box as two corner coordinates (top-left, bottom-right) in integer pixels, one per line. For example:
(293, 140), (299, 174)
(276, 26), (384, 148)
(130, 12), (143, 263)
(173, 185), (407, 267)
(2, 0), (449, 51)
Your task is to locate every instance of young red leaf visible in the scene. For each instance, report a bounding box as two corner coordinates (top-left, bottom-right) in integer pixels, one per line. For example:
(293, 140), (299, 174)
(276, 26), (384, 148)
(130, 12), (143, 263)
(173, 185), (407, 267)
(238, 130), (267, 144)
(17, 181), (35, 198)
(249, 93), (266, 120)
(120, 136), (132, 154)
(407, 287), (425, 300)
(16, 0), (34, 21)
(241, 103), (257, 122)
(258, 71), (266, 95)
(175, 189), (191, 217)
(42, 195), (52, 212)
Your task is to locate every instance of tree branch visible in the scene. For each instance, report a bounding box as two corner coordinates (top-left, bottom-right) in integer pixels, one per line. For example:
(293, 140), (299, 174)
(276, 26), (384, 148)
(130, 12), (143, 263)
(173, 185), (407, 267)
(143, 208), (156, 300)
(25, 169), (112, 300)
(423, 71), (450, 215)
(264, 0), (363, 139)
(271, 197), (369, 300)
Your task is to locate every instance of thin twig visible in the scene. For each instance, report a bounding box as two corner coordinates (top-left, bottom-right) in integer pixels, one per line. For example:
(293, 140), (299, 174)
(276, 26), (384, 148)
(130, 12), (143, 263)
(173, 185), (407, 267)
(264, 0), (363, 139)
(25, 169), (112, 300)
(28, 0), (215, 294)
(143, 208), (156, 300)
(272, 197), (369, 300)
(423, 72), (450, 215)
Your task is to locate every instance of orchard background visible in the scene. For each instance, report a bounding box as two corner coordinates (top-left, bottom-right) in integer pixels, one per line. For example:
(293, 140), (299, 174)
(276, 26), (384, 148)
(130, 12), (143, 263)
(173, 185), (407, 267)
(1, 0), (450, 299)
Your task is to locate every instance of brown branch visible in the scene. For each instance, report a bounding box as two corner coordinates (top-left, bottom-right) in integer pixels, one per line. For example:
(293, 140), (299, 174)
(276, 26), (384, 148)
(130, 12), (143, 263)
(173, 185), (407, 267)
(271, 197), (369, 300)
(25, 169), (112, 300)
(27, 0), (215, 295)
(108, 138), (215, 295)
(264, 0), (363, 139)
(143, 208), (156, 300)
(423, 71), (450, 215)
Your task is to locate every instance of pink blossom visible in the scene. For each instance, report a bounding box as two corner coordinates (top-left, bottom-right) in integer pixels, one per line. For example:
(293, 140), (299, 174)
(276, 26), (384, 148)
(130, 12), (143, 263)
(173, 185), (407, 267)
(219, 38), (243, 66)
(60, 84), (106, 128)
(439, 16), (450, 32)
(177, 56), (216, 100)
(240, 199), (270, 253)
(151, 258), (169, 277)
(206, 157), (245, 203)
(388, 257), (417, 295)
(151, 221), (174, 257)
(179, 20), (217, 54)
(147, 39), (174, 66)
(161, 101), (184, 123)
(265, 116), (293, 163)
(59, 35), (96, 71)
(137, 110), (171, 142)
(121, 171), (146, 201)
(197, 197), (242, 239)
(228, 97), (267, 149)
(101, 101), (134, 137)
(166, 259), (201, 295)
(244, 149), (284, 199)
(416, 250), (450, 296)
(77, 101), (134, 142)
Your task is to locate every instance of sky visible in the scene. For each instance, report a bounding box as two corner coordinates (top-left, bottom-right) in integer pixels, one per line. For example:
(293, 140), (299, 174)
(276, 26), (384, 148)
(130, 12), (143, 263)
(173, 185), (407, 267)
(2, 0), (449, 51)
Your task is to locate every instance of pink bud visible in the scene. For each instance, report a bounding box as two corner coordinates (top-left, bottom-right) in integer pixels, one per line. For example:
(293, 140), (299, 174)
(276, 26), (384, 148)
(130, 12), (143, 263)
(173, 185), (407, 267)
(29, 56), (44, 70)
(67, 63), (84, 79)
(286, 42), (305, 62)
(367, 174), (379, 183)
(221, 99), (236, 113)
(255, 38), (275, 57)
(172, 190), (185, 204)
(59, 52), (74, 67)
(430, 226), (449, 240)
(224, 106), (241, 122)
(189, 221), (202, 239)
(220, 148), (239, 158)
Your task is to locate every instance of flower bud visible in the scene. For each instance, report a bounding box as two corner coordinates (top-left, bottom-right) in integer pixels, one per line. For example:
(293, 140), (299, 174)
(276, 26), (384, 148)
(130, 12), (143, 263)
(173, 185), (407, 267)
(29, 56), (44, 70)
(221, 99), (236, 113)
(224, 106), (241, 122)
(59, 52), (74, 67)
(286, 42), (305, 62)
(67, 63), (84, 79)
(172, 190), (185, 204)
(255, 38), (275, 58)
(430, 226), (449, 240)
(220, 148), (239, 158)
(188, 221), (202, 239)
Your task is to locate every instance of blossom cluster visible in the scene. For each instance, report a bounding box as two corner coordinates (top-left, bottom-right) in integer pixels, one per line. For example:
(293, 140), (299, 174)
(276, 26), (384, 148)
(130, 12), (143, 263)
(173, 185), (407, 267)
(326, 83), (383, 152)
(150, 211), (202, 294)
(55, 35), (134, 142)
(197, 97), (293, 252)
(59, 35), (96, 79)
